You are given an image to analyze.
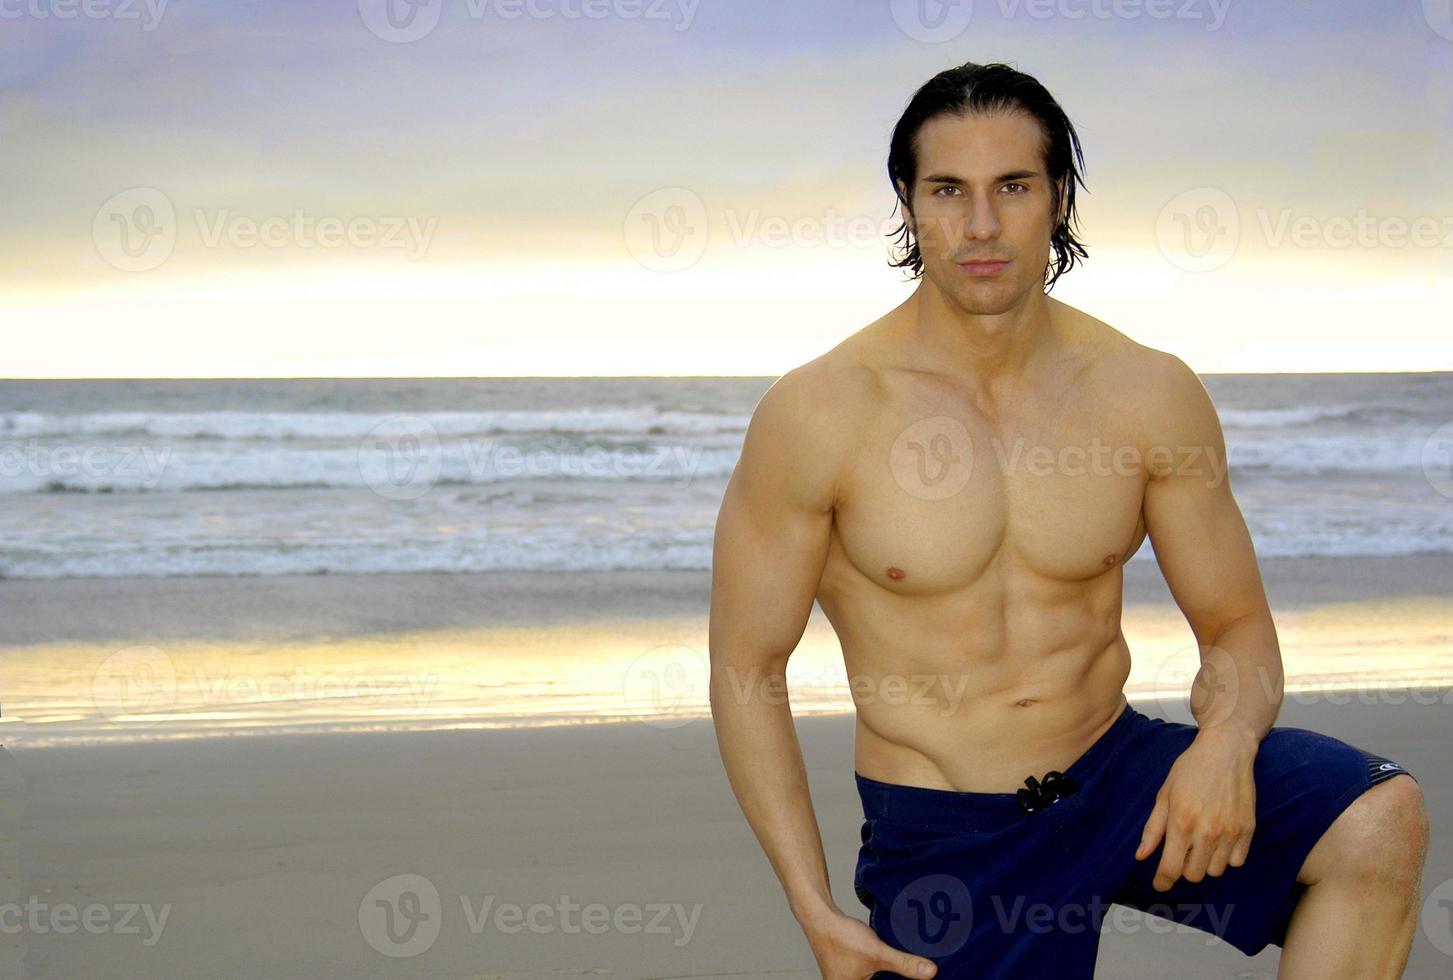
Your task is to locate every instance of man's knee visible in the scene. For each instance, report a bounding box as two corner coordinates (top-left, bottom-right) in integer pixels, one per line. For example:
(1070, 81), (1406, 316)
(1299, 775), (1429, 887)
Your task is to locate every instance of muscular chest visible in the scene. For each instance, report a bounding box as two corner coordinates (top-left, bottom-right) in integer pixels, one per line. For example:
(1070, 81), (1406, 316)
(831, 393), (1148, 593)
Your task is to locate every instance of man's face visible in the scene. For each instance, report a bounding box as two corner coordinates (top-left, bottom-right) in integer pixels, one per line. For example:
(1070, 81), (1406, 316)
(897, 109), (1062, 315)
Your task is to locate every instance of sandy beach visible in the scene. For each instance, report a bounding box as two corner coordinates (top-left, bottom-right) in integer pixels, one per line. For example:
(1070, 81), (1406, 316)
(1, 558), (1450, 977)
(4, 0), (1447, 972)
(3, 557), (1452, 744)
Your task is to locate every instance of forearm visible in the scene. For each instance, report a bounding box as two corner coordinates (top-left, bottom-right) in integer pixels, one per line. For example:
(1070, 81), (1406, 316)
(1190, 611), (1284, 749)
(709, 660), (836, 925)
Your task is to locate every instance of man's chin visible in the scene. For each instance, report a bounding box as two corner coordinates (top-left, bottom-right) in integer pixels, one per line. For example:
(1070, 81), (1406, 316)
(951, 281), (1025, 316)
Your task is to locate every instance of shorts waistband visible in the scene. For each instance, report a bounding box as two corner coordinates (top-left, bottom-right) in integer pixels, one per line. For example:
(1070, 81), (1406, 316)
(854, 697), (1140, 830)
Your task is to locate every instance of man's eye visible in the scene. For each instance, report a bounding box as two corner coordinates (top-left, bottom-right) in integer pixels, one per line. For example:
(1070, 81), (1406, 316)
(935, 186), (961, 197)
(1003, 183), (1026, 194)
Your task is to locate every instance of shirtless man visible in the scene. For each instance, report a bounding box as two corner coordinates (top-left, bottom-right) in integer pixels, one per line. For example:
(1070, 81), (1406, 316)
(708, 62), (1429, 978)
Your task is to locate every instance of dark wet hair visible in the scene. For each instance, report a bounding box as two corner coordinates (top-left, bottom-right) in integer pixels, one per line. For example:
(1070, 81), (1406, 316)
(886, 61), (1089, 291)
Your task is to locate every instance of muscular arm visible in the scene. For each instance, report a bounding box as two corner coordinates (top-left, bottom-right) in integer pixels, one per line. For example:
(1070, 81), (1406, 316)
(1133, 353), (1286, 890)
(709, 370), (841, 924)
(710, 372), (941, 978)
(1140, 353), (1284, 743)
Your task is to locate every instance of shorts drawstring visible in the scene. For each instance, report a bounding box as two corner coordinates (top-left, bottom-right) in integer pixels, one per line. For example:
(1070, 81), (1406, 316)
(1016, 770), (1080, 815)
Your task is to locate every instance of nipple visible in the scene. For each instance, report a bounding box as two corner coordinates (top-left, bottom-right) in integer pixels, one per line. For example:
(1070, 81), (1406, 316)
(1102, 553), (1117, 566)
(885, 566), (906, 580)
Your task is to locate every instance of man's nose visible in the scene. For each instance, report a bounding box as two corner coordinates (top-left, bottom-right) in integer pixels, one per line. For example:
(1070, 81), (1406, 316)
(963, 194), (1002, 240)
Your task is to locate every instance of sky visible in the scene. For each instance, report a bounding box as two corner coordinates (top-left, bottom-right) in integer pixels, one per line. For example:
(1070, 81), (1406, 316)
(1, 0), (1449, 377)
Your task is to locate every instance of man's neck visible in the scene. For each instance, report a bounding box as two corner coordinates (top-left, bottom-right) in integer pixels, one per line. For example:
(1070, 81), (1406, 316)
(899, 282), (1056, 395)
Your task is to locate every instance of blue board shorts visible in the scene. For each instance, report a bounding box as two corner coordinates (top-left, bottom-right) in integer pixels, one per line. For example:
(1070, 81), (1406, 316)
(852, 696), (1417, 978)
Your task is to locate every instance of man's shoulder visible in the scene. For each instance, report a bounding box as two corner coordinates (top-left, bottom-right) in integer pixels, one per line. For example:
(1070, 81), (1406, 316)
(1065, 305), (1220, 444)
(1067, 305), (1205, 403)
(736, 342), (878, 509)
(753, 341), (879, 436)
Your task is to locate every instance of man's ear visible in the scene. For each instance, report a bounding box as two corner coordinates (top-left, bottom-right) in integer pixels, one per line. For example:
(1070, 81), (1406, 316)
(895, 178), (915, 233)
(1052, 177), (1070, 230)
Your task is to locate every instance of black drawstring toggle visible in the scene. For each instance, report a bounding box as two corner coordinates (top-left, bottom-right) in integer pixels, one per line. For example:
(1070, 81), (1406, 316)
(1016, 770), (1080, 815)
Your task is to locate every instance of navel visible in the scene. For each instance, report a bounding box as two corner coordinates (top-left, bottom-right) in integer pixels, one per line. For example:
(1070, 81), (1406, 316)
(885, 566), (906, 580)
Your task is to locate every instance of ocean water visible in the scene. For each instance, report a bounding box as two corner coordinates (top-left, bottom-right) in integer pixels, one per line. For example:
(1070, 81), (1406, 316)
(1, 373), (1450, 580)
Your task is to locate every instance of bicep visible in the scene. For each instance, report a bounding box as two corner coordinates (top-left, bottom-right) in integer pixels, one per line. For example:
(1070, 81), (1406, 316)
(1141, 360), (1269, 643)
(708, 382), (837, 672)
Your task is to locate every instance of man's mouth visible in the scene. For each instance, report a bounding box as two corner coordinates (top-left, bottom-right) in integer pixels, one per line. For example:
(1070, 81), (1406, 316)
(957, 259), (1010, 277)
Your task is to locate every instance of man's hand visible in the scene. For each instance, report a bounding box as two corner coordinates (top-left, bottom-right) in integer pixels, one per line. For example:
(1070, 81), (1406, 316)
(1134, 726), (1258, 891)
(800, 907), (938, 979)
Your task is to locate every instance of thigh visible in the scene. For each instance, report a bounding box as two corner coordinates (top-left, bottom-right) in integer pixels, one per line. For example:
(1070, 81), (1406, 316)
(1103, 720), (1417, 957)
(854, 811), (1106, 979)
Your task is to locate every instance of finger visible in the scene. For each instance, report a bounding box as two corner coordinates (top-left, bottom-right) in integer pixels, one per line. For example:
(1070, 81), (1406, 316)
(1181, 831), (1217, 882)
(1230, 778), (1256, 868)
(879, 945), (937, 978)
(1154, 841), (1190, 891)
(1229, 824), (1255, 867)
(1136, 792), (1168, 861)
(1204, 833), (1235, 878)
(1153, 821), (1191, 891)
